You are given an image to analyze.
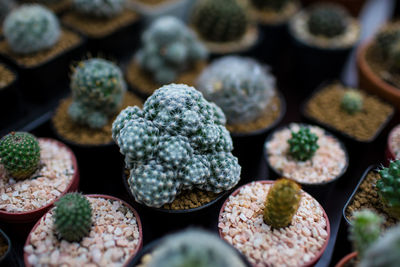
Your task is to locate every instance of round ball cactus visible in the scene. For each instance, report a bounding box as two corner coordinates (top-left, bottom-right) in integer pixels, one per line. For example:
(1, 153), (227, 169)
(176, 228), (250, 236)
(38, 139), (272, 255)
(68, 58), (126, 129)
(287, 126), (319, 161)
(376, 27), (400, 60)
(136, 16), (208, 85)
(341, 90), (364, 114)
(3, 4), (61, 54)
(0, 132), (40, 180)
(377, 160), (400, 219)
(251, 0), (291, 11)
(196, 56), (276, 125)
(54, 193), (92, 242)
(191, 0), (249, 42)
(73, 0), (125, 18)
(112, 83), (241, 208)
(307, 5), (347, 38)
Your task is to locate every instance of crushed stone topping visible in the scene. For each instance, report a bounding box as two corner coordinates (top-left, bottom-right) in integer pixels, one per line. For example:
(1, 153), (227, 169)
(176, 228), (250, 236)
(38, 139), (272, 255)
(24, 197), (141, 267)
(389, 125), (400, 159)
(219, 182), (328, 267)
(266, 124), (347, 183)
(0, 139), (75, 213)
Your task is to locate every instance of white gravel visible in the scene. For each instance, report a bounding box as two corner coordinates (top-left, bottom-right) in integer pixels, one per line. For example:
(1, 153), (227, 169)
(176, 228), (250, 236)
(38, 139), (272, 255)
(219, 182), (328, 267)
(24, 196), (141, 267)
(0, 139), (75, 212)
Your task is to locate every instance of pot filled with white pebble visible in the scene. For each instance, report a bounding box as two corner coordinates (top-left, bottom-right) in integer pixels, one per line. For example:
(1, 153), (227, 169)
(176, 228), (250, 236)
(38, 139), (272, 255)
(218, 179), (330, 267)
(24, 193), (143, 267)
(264, 123), (348, 198)
(0, 132), (79, 225)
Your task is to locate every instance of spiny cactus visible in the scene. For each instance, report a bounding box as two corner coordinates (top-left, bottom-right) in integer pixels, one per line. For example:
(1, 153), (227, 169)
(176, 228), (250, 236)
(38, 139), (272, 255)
(191, 0), (249, 42)
(0, 0), (15, 21)
(251, 0), (291, 11)
(376, 27), (400, 60)
(349, 209), (383, 259)
(112, 84), (241, 208)
(135, 16), (208, 85)
(377, 160), (400, 219)
(0, 132), (40, 180)
(3, 4), (60, 54)
(388, 39), (400, 69)
(307, 5), (347, 38)
(263, 178), (302, 228)
(196, 56), (276, 125)
(341, 90), (364, 114)
(287, 126), (319, 161)
(68, 58), (126, 129)
(146, 229), (246, 267)
(73, 0), (125, 18)
(54, 193), (92, 242)
(360, 224), (400, 267)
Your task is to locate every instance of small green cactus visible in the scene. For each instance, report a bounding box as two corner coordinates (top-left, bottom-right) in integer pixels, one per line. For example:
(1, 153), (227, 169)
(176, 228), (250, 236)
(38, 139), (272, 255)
(388, 39), (400, 69)
(54, 193), (92, 242)
(251, 0), (291, 11)
(307, 5), (347, 38)
(341, 90), (364, 114)
(3, 4), (61, 54)
(349, 209), (383, 259)
(377, 160), (400, 220)
(263, 178), (302, 228)
(73, 0), (125, 18)
(191, 0), (249, 42)
(287, 126), (319, 161)
(376, 27), (400, 60)
(0, 132), (40, 180)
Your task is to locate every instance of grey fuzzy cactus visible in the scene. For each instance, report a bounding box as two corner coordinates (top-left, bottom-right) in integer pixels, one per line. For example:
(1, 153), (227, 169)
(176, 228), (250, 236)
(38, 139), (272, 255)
(135, 16), (208, 85)
(68, 58), (126, 129)
(3, 4), (60, 54)
(0, 0), (15, 21)
(307, 5), (348, 38)
(196, 56), (276, 125)
(73, 0), (125, 18)
(112, 83), (240, 208)
(146, 229), (247, 267)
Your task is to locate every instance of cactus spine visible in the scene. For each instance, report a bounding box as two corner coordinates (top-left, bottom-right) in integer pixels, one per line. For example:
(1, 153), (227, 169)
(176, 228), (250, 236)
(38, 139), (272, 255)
(377, 160), (400, 219)
(307, 5), (347, 38)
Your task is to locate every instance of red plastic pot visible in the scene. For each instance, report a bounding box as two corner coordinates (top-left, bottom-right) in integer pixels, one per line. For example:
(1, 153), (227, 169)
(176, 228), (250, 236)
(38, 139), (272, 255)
(24, 194), (143, 267)
(0, 138), (79, 224)
(218, 180), (331, 267)
(335, 252), (357, 267)
(386, 124), (400, 164)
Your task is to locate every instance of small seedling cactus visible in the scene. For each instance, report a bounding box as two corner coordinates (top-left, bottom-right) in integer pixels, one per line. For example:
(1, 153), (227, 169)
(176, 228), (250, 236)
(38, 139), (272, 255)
(341, 90), (364, 114)
(68, 58), (126, 129)
(349, 209), (383, 259)
(287, 126), (319, 161)
(251, 0), (291, 11)
(377, 160), (400, 219)
(263, 178), (302, 228)
(3, 4), (61, 54)
(73, 0), (125, 17)
(196, 56), (275, 125)
(146, 229), (246, 267)
(54, 193), (92, 242)
(135, 16), (208, 85)
(307, 5), (347, 38)
(112, 83), (241, 208)
(191, 0), (249, 42)
(0, 132), (40, 180)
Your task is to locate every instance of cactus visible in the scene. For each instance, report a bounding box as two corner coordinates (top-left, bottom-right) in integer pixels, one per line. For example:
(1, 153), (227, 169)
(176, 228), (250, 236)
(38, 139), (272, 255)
(191, 0), (249, 42)
(196, 56), (276, 125)
(3, 4), (60, 54)
(376, 27), (400, 60)
(307, 5), (347, 38)
(360, 224), (400, 267)
(54, 193), (92, 242)
(377, 160), (400, 219)
(349, 210), (383, 259)
(147, 229), (247, 267)
(0, 132), (40, 180)
(263, 178), (302, 228)
(388, 39), (400, 69)
(73, 0), (125, 17)
(251, 0), (291, 11)
(68, 58), (126, 129)
(0, 0), (15, 21)
(287, 126), (319, 161)
(112, 84), (241, 208)
(136, 16), (208, 85)
(341, 90), (364, 114)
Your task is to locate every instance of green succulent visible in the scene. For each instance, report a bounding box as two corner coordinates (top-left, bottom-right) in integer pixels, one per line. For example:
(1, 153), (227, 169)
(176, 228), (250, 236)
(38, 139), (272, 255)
(341, 90), (364, 114)
(377, 160), (400, 220)
(287, 126), (319, 161)
(376, 27), (400, 60)
(308, 5), (347, 38)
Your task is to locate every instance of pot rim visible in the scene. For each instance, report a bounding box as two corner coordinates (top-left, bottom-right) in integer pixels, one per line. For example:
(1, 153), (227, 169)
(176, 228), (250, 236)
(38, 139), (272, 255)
(334, 251), (357, 267)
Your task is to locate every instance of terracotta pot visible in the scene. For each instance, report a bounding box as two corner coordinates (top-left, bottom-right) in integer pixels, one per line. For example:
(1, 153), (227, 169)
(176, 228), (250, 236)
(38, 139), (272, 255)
(386, 124), (400, 164)
(301, 0), (366, 16)
(335, 252), (358, 267)
(357, 41), (400, 110)
(218, 180), (331, 267)
(0, 138), (80, 224)
(24, 194), (143, 267)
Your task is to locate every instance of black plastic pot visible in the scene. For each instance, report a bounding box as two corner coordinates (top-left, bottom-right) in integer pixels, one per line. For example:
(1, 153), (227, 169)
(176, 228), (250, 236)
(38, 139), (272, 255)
(0, 63), (21, 129)
(0, 228), (12, 266)
(264, 123), (349, 201)
(256, 22), (290, 65)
